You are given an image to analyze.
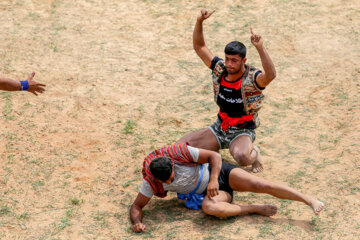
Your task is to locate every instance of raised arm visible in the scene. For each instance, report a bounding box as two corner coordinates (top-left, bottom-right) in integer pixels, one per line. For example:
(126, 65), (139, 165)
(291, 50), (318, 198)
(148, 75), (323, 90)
(130, 192), (151, 233)
(197, 148), (222, 198)
(250, 27), (277, 88)
(0, 72), (46, 95)
(193, 9), (215, 68)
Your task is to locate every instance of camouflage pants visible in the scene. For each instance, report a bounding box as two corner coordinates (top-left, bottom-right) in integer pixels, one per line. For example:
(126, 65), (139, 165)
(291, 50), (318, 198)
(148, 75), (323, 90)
(208, 118), (256, 149)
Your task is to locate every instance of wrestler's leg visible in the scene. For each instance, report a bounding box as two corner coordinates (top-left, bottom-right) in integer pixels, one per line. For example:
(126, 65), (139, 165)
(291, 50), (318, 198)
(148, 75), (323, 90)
(229, 135), (263, 172)
(228, 168), (324, 215)
(201, 190), (277, 218)
(176, 128), (220, 151)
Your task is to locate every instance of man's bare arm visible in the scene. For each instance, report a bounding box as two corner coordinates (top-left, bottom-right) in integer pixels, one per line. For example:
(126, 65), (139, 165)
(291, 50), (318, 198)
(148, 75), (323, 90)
(193, 9), (215, 68)
(0, 77), (21, 91)
(250, 27), (277, 88)
(0, 72), (46, 95)
(130, 192), (151, 233)
(197, 148), (222, 198)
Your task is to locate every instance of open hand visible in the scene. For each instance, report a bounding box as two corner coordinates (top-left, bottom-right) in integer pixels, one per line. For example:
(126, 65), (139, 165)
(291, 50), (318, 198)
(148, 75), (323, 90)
(198, 9), (215, 21)
(27, 72), (46, 96)
(250, 27), (263, 49)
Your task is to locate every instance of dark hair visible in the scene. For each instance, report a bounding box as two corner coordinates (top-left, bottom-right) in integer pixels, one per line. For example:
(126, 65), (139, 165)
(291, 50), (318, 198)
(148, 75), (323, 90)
(224, 41), (246, 58)
(149, 157), (173, 182)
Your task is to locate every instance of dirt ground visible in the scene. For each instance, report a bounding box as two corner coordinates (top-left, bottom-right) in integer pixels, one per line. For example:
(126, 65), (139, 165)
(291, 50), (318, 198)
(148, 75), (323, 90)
(0, 0), (359, 239)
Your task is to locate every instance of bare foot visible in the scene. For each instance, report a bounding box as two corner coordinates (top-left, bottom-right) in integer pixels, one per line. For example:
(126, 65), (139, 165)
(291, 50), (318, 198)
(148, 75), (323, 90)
(255, 204), (278, 216)
(309, 199), (324, 215)
(252, 146), (263, 173)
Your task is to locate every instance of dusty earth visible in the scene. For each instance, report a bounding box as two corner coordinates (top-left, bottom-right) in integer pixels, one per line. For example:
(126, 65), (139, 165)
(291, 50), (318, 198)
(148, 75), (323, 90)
(0, 0), (359, 239)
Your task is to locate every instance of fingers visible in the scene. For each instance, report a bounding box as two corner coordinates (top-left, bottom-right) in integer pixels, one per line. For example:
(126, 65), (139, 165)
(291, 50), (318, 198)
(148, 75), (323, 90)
(28, 72), (35, 80)
(32, 81), (46, 87)
(212, 189), (219, 197)
(28, 86), (45, 96)
(200, 9), (208, 17)
(250, 27), (262, 45)
(207, 188), (219, 198)
(250, 27), (261, 39)
(133, 223), (146, 233)
(200, 9), (215, 18)
(35, 87), (45, 93)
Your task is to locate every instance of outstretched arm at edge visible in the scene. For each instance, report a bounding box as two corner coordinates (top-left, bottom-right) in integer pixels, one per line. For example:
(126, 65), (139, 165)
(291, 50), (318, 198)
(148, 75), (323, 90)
(0, 77), (21, 91)
(193, 9), (215, 68)
(130, 192), (151, 233)
(0, 72), (46, 95)
(197, 148), (222, 198)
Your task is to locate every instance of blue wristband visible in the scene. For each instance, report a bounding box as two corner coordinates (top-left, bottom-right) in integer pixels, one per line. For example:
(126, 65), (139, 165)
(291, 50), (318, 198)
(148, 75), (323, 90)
(20, 80), (29, 91)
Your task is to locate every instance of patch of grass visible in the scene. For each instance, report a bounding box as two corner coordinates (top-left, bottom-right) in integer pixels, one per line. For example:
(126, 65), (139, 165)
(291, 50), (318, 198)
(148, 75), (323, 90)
(17, 212), (30, 220)
(70, 197), (80, 205)
(0, 205), (10, 215)
(165, 226), (179, 240)
(269, 97), (294, 110)
(52, 209), (74, 235)
(259, 125), (276, 136)
(52, 23), (67, 31)
(303, 157), (313, 164)
(123, 120), (136, 134)
(211, 20), (225, 32)
(93, 211), (110, 228)
(50, 42), (58, 52)
(32, 180), (45, 190)
(258, 220), (274, 238)
(350, 187), (360, 194)
(310, 216), (322, 232)
(286, 170), (306, 188)
(119, 192), (132, 207)
(2, 92), (14, 120)
(278, 199), (293, 216)
(114, 138), (125, 148)
(281, 222), (293, 231)
(28, 12), (40, 19)
(51, 0), (62, 11)
(131, 147), (144, 159)
(122, 179), (136, 188)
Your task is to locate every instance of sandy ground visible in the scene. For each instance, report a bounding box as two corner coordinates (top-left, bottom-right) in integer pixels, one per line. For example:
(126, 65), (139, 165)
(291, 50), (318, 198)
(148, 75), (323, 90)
(0, 0), (359, 239)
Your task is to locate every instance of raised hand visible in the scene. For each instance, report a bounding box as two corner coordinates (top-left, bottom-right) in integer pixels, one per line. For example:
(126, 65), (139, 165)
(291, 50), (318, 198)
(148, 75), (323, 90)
(250, 26), (263, 49)
(27, 72), (46, 96)
(198, 9), (215, 21)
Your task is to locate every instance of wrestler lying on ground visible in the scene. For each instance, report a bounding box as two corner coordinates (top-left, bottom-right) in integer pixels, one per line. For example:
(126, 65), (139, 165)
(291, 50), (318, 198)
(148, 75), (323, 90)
(130, 144), (324, 233)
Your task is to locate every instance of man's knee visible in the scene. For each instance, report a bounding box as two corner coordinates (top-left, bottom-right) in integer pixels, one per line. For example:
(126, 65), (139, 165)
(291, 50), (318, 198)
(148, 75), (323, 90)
(202, 202), (225, 218)
(233, 150), (252, 166)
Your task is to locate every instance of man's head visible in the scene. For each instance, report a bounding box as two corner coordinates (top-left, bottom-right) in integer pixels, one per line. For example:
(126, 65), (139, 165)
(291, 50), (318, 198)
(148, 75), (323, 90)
(224, 41), (247, 75)
(225, 41), (246, 58)
(149, 157), (174, 184)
